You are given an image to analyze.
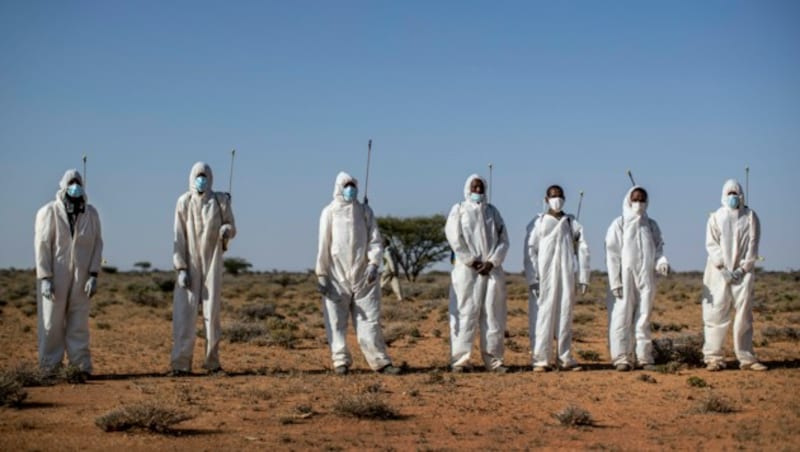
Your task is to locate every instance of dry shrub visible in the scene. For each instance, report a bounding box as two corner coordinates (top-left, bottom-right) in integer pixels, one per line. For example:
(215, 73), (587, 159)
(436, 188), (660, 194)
(761, 326), (800, 341)
(687, 376), (708, 388)
(333, 385), (400, 420)
(95, 402), (194, 433)
(697, 395), (736, 414)
(4, 362), (50, 387)
(0, 373), (28, 407)
(637, 374), (657, 384)
(577, 350), (601, 362)
(62, 364), (88, 384)
(223, 322), (267, 343)
(652, 334), (704, 367)
(240, 302), (277, 321)
(553, 405), (595, 428)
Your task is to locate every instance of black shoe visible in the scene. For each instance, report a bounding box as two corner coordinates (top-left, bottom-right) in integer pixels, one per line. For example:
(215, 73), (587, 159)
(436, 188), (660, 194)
(207, 367), (228, 377)
(378, 364), (402, 375)
(492, 365), (510, 374)
(166, 369), (191, 377)
(334, 365), (349, 376)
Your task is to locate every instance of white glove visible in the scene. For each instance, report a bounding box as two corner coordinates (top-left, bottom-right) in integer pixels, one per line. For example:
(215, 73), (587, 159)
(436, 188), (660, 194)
(367, 264), (379, 284)
(529, 283), (539, 299)
(41, 278), (54, 300)
(656, 261), (670, 277)
(317, 276), (329, 295)
(84, 276), (97, 298)
(720, 268), (735, 284)
(579, 284), (588, 295)
(611, 287), (623, 299)
(220, 224), (234, 240)
(177, 270), (190, 288)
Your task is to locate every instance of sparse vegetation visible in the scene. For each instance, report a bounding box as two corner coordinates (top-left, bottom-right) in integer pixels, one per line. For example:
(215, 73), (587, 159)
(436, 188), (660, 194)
(761, 326), (800, 341)
(652, 334), (704, 368)
(62, 364), (88, 384)
(95, 402), (194, 433)
(696, 395), (736, 414)
(0, 372), (28, 407)
(333, 390), (401, 420)
(578, 350), (601, 362)
(553, 405), (595, 428)
(687, 376), (708, 388)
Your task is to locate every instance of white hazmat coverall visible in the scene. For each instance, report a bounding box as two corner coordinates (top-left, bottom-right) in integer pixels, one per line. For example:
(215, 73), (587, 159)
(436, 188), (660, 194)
(605, 186), (668, 367)
(315, 172), (392, 371)
(171, 162), (236, 372)
(445, 174), (509, 370)
(35, 169), (103, 374)
(702, 179), (761, 367)
(525, 205), (589, 369)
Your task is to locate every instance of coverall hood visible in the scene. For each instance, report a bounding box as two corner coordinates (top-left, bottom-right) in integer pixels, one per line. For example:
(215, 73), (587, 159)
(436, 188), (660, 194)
(721, 179), (744, 207)
(58, 169), (87, 202)
(333, 171), (358, 202)
(622, 185), (648, 219)
(189, 162), (213, 193)
(463, 174), (487, 202)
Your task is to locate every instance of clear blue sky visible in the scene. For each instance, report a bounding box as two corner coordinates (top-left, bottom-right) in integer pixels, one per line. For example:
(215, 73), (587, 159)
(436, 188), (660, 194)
(1, 1), (798, 272)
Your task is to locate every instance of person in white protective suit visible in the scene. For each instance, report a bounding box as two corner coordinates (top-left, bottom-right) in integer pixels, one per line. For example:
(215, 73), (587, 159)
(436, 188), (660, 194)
(525, 184), (589, 372)
(315, 172), (401, 376)
(702, 179), (766, 372)
(605, 186), (670, 372)
(381, 238), (405, 301)
(170, 162), (236, 376)
(35, 169), (103, 377)
(445, 174), (510, 373)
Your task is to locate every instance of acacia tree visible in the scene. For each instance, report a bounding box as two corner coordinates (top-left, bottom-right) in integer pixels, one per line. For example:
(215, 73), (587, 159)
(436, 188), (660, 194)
(133, 261), (151, 272)
(377, 214), (450, 282)
(223, 257), (252, 276)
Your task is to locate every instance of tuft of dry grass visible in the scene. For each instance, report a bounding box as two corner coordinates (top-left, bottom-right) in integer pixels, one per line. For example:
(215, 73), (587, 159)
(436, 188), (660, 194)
(553, 405), (595, 428)
(687, 376), (708, 388)
(696, 395), (736, 414)
(332, 386), (401, 420)
(0, 372), (28, 407)
(95, 402), (194, 433)
(761, 326), (800, 341)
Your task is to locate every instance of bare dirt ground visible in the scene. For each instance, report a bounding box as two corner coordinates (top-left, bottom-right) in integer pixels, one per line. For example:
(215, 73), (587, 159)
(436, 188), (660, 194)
(1, 269), (799, 451)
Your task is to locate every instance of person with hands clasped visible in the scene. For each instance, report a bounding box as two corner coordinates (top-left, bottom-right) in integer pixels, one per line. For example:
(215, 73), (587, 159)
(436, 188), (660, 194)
(701, 179), (766, 372)
(445, 174), (510, 373)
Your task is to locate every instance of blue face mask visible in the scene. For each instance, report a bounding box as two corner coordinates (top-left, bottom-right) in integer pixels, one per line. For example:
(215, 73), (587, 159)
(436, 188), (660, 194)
(470, 192), (484, 203)
(342, 185), (357, 202)
(194, 176), (208, 193)
(727, 194), (740, 209)
(66, 183), (83, 198)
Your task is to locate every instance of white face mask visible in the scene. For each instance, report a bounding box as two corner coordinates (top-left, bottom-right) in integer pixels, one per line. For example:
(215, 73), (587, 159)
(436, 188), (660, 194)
(631, 202), (646, 215)
(548, 197), (564, 212)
